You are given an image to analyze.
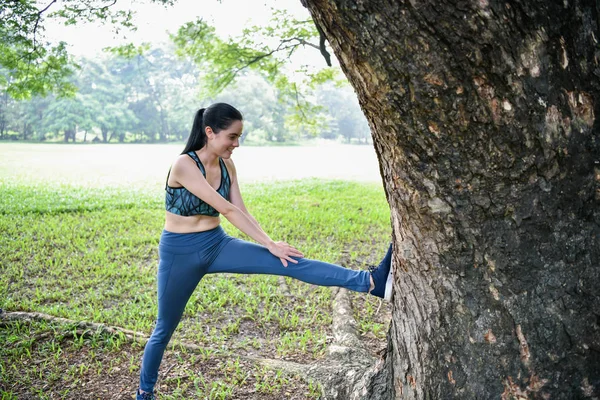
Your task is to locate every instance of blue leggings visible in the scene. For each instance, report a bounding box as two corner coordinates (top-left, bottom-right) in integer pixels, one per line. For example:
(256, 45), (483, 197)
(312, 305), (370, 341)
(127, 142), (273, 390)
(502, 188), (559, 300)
(139, 226), (372, 391)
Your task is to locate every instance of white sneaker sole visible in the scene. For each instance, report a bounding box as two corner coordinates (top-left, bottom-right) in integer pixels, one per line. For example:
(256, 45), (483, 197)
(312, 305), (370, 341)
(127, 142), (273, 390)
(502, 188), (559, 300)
(384, 269), (393, 301)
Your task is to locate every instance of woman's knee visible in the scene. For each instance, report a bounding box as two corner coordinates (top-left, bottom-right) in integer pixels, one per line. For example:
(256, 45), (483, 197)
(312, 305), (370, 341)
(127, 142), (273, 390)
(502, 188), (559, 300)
(150, 319), (178, 344)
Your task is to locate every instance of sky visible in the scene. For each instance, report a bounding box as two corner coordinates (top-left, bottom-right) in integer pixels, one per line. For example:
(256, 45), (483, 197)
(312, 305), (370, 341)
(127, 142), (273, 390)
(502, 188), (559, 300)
(44, 0), (315, 59)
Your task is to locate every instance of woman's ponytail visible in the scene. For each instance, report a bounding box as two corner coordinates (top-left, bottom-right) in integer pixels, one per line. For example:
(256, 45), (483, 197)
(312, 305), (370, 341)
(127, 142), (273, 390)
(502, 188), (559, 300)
(181, 108), (206, 154)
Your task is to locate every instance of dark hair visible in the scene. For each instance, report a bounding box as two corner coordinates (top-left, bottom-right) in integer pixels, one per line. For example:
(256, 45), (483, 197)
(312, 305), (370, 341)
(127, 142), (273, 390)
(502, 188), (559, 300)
(181, 103), (243, 154)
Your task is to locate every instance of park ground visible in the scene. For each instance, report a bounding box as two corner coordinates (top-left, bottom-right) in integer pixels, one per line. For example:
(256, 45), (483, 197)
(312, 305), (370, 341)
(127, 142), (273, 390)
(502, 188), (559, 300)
(0, 143), (391, 399)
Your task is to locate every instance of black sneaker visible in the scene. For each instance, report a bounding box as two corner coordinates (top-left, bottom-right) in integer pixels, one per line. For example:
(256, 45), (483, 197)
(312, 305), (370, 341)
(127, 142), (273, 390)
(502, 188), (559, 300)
(368, 243), (393, 301)
(136, 389), (155, 400)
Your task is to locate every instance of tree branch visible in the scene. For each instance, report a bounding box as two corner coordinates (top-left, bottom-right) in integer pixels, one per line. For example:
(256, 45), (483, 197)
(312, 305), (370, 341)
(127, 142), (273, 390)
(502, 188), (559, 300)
(64, 0), (118, 16)
(33, 0), (58, 53)
(37, 0), (58, 16)
(222, 43), (301, 89)
(314, 22), (332, 67)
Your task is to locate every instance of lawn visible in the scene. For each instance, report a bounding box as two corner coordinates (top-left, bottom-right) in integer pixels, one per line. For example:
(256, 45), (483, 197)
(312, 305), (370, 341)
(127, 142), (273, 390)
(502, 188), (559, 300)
(0, 143), (391, 399)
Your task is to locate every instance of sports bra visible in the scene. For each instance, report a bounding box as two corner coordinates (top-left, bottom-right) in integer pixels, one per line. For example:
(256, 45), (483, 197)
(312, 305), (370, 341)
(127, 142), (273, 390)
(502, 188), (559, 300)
(165, 151), (231, 217)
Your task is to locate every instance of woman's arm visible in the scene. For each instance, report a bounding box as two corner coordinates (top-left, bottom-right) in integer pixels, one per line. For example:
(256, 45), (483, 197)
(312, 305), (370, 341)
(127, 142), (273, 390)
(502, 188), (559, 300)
(225, 158), (265, 233)
(171, 156), (302, 266)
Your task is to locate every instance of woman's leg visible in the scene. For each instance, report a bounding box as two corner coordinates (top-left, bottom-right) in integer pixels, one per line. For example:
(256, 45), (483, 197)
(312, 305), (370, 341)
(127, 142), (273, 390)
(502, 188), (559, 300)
(207, 238), (371, 292)
(139, 250), (206, 392)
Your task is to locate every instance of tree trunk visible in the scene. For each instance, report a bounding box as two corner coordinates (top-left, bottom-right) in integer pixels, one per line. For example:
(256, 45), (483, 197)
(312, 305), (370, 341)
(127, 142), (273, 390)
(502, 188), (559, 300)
(64, 127), (75, 142)
(101, 127), (109, 143)
(0, 92), (7, 139)
(303, 0), (600, 398)
(159, 110), (168, 142)
(22, 122), (29, 140)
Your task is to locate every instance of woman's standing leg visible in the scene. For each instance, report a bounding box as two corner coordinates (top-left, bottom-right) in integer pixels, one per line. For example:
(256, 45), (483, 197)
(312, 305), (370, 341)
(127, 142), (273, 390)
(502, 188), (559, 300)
(139, 250), (206, 393)
(206, 238), (371, 292)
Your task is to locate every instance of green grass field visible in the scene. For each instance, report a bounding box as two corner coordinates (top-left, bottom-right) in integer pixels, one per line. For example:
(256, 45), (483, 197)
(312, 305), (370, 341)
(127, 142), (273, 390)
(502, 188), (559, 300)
(0, 143), (391, 399)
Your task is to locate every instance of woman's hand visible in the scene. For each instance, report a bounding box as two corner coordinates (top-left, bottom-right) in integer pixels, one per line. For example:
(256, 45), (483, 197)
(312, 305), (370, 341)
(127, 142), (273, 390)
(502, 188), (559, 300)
(267, 241), (304, 267)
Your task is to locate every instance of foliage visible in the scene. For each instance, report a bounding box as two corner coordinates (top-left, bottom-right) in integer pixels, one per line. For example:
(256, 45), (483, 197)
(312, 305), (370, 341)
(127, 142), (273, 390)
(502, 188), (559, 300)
(0, 0), (75, 99)
(0, 47), (370, 144)
(214, 75), (282, 142)
(8, 95), (52, 140)
(1, 2), (371, 143)
(172, 9), (346, 129)
(0, 46), (201, 143)
(116, 46), (200, 142)
(2, 0), (344, 107)
(0, 0), (173, 99)
(173, 10), (327, 94)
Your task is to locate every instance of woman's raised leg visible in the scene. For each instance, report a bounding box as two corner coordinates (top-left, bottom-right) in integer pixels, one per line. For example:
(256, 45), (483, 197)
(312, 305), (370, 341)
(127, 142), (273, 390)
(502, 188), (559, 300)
(206, 238), (371, 292)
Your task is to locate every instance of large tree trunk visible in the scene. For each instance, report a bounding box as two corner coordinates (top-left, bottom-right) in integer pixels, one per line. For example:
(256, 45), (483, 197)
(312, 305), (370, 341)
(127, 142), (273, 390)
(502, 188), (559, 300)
(304, 0), (600, 398)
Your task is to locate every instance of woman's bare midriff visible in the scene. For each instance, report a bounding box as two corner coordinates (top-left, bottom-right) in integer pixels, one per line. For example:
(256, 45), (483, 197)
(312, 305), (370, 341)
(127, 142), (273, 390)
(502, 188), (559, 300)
(164, 211), (221, 233)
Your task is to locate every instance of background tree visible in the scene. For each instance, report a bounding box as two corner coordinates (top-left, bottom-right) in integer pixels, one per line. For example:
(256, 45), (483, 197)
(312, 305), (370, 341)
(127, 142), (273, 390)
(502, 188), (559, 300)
(0, 0), (175, 99)
(2, 1), (367, 144)
(76, 56), (138, 143)
(114, 46), (200, 142)
(1, 44), (370, 144)
(172, 10), (332, 94)
(316, 82), (370, 143)
(44, 94), (95, 142)
(0, 88), (15, 139)
(302, 0), (600, 398)
(172, 9), (341, 129)
(214, 74), (290, 143)
(0, 0), (75, 99)
(11, 95), (52, 141)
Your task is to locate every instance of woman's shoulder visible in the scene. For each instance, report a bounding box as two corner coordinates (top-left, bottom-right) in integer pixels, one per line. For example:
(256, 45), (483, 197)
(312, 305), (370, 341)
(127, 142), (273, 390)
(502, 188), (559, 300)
(172, 152), (198, 171)
(174, 152), (192, 163)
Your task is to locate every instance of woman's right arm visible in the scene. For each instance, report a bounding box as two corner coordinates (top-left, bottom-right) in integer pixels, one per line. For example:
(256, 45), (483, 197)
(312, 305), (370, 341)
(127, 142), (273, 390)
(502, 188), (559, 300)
(171, 156), (302, 266)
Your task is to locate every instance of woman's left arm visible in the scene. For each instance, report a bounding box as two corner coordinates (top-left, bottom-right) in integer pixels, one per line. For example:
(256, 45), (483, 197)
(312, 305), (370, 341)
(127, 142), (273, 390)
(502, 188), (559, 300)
(226, 159), (264, 232)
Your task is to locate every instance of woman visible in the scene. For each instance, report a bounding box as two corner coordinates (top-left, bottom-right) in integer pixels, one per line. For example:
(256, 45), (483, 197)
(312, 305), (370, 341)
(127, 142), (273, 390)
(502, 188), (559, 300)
(136, 103), (393, 399)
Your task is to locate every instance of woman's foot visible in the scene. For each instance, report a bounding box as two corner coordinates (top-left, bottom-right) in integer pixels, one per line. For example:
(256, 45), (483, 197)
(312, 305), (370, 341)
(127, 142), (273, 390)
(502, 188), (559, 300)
(368, 243), (393, 301)
(137, 389), (155, 400)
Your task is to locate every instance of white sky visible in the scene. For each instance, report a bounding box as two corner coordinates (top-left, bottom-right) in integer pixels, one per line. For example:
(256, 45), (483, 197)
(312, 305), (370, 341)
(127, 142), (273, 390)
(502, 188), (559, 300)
(44, 0), (318, 62)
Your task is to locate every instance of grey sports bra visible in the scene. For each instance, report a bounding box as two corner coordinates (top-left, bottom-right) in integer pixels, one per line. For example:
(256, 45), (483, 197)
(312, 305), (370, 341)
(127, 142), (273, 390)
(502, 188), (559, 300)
(165, 151), (231, 217)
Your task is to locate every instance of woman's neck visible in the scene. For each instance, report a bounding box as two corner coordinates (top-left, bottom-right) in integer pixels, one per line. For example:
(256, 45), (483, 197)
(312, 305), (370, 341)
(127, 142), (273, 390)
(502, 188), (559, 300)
(197, 147), (219, 167)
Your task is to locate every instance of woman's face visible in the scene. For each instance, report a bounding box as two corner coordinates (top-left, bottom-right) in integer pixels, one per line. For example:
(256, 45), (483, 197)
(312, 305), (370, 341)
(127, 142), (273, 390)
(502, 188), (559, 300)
(207, 120), (243, 159)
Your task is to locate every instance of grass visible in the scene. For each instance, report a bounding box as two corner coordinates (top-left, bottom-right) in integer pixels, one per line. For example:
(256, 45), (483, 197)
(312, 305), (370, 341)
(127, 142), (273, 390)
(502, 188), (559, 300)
(0, 143), (391, 399)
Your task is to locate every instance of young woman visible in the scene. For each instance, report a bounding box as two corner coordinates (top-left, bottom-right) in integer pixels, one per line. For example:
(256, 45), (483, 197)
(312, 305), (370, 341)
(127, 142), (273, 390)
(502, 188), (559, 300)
(136, 103), (393, 400)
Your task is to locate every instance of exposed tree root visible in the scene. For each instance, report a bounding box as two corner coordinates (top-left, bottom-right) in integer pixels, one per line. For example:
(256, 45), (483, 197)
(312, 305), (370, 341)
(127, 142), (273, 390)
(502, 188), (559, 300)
(0, 310), (306, 371)
(0, 310), (148, 342)
(306, 288), (385, 399)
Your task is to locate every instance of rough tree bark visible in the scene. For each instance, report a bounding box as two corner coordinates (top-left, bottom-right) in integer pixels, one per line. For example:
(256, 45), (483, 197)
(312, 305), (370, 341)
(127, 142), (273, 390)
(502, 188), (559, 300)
(303, 0), (600, 398)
